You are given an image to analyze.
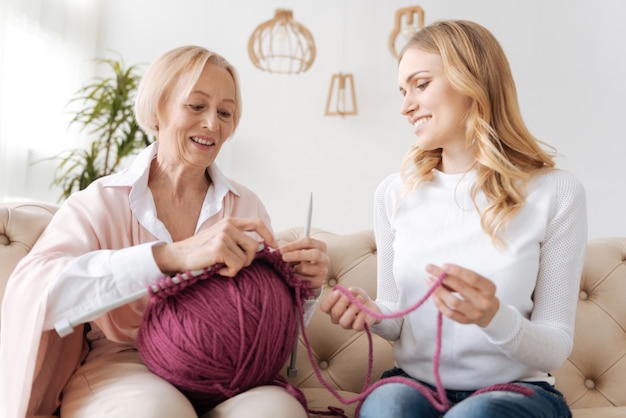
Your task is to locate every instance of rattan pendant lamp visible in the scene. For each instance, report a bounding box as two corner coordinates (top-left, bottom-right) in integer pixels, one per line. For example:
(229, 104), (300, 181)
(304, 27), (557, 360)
(248, 9), (316, 75)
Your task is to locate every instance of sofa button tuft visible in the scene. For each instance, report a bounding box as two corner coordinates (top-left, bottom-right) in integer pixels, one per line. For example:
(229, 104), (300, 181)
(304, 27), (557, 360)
(319, 360), (329, 370)
(584, 379), (595, 389)
(579, 290), (588, 300)
(327, 278), (337, 287)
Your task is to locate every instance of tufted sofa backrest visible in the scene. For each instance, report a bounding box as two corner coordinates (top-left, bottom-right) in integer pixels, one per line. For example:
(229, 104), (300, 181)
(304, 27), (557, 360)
(551, 237), (626, 409)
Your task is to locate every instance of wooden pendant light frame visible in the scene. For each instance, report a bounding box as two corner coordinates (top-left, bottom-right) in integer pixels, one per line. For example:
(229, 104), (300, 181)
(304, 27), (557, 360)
(388, 6), (425, 60)
(324, 73), (357, 117)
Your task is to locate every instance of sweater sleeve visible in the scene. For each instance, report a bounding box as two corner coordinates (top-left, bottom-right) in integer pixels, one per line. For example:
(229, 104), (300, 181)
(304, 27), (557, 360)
(369, 174), (404, 340)
(481, 170), (588, 372)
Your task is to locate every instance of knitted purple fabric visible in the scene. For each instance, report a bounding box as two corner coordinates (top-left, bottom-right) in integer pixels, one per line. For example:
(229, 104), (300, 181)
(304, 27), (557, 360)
(137, 248), (310, 410)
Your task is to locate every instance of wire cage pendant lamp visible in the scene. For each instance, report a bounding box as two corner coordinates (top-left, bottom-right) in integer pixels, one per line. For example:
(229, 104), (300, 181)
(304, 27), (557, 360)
(248, 9), (316, 75)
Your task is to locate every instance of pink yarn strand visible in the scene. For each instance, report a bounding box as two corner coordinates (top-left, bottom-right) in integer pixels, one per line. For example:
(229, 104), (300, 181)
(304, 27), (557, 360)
(289, 274), (448, 411)
(432, 311), (449, 410)
(331, 272), (447, 321)
(292, 271), (534, 417)
(361, 323), (374, 393)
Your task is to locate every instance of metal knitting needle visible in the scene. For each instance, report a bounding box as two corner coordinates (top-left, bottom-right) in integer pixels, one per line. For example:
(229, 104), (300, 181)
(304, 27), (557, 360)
(287, 192), (313, 378)
(303, 192), (313, 238)
(54, 243), (265, 338)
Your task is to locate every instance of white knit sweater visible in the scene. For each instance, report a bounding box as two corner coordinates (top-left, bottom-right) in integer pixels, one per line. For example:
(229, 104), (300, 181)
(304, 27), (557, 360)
(370, 168), (587, 391)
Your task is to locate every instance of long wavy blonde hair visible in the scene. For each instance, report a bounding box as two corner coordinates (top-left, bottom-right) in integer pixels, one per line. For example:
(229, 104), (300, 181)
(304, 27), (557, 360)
(400, 20), (555, 243)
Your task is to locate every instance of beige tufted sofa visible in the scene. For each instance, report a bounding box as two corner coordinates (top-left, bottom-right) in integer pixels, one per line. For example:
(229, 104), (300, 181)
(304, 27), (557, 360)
(1, 201), (625, 418)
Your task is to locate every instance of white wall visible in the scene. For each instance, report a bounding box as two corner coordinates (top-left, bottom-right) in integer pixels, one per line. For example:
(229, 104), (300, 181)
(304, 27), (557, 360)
(0, 0), (100, 204)
(7, 0), (626, 239)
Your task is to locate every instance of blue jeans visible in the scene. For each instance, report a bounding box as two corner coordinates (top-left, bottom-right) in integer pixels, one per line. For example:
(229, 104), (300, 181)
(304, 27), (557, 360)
(358, 368), (571, 418)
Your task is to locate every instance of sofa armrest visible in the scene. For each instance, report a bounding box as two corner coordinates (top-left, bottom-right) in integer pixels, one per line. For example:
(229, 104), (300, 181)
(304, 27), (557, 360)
(0, 202), (58, 313)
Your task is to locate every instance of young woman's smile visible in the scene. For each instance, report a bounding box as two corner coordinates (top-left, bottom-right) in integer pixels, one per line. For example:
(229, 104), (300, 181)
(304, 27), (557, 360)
(398, 48), (471, 152)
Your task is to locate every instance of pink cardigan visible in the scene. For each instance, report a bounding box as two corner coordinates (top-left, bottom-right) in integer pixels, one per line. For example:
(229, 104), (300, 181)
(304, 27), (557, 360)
(0, 169), (271, 417)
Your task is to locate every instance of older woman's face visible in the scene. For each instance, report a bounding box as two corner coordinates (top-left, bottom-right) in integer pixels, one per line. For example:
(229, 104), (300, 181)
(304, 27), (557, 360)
(156, 62), (236, 168)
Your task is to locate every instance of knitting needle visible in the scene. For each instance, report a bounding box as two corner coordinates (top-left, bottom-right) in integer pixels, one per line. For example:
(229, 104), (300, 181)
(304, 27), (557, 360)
(303, 192), (313, 238)
(287, 192), (313, 378)
(54, 243), (265, 338)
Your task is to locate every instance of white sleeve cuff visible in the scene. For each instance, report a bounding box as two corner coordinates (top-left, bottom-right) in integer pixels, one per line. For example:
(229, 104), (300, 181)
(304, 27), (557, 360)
(482, 304), (522, 344)
(111, 241), (165, 294)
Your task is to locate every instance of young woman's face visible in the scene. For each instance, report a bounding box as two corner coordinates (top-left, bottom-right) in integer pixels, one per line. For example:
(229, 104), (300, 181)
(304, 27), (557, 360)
(156, 62), (236, 168)
(398, 47), (472, 152)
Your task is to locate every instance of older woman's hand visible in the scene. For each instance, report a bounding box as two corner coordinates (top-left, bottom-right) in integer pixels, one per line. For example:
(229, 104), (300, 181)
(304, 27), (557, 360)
(278, 237), (329, 290)
(153, 217), (278, 277)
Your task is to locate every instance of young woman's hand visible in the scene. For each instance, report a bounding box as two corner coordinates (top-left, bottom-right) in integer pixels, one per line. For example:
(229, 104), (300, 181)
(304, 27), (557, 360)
(319, 287), (381, 331)
(425, 263), (500, 328)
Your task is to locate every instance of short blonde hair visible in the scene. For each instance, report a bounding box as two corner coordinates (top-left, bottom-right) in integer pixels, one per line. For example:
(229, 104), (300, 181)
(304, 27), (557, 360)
(134, 45), (242, 137)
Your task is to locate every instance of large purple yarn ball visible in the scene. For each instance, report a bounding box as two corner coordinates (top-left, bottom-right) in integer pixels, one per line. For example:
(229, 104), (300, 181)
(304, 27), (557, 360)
(137, 250), (301, 409)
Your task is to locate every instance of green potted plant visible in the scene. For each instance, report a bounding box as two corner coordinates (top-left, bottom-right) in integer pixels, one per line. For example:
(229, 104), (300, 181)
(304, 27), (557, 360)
(52, 54), (154, 200)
